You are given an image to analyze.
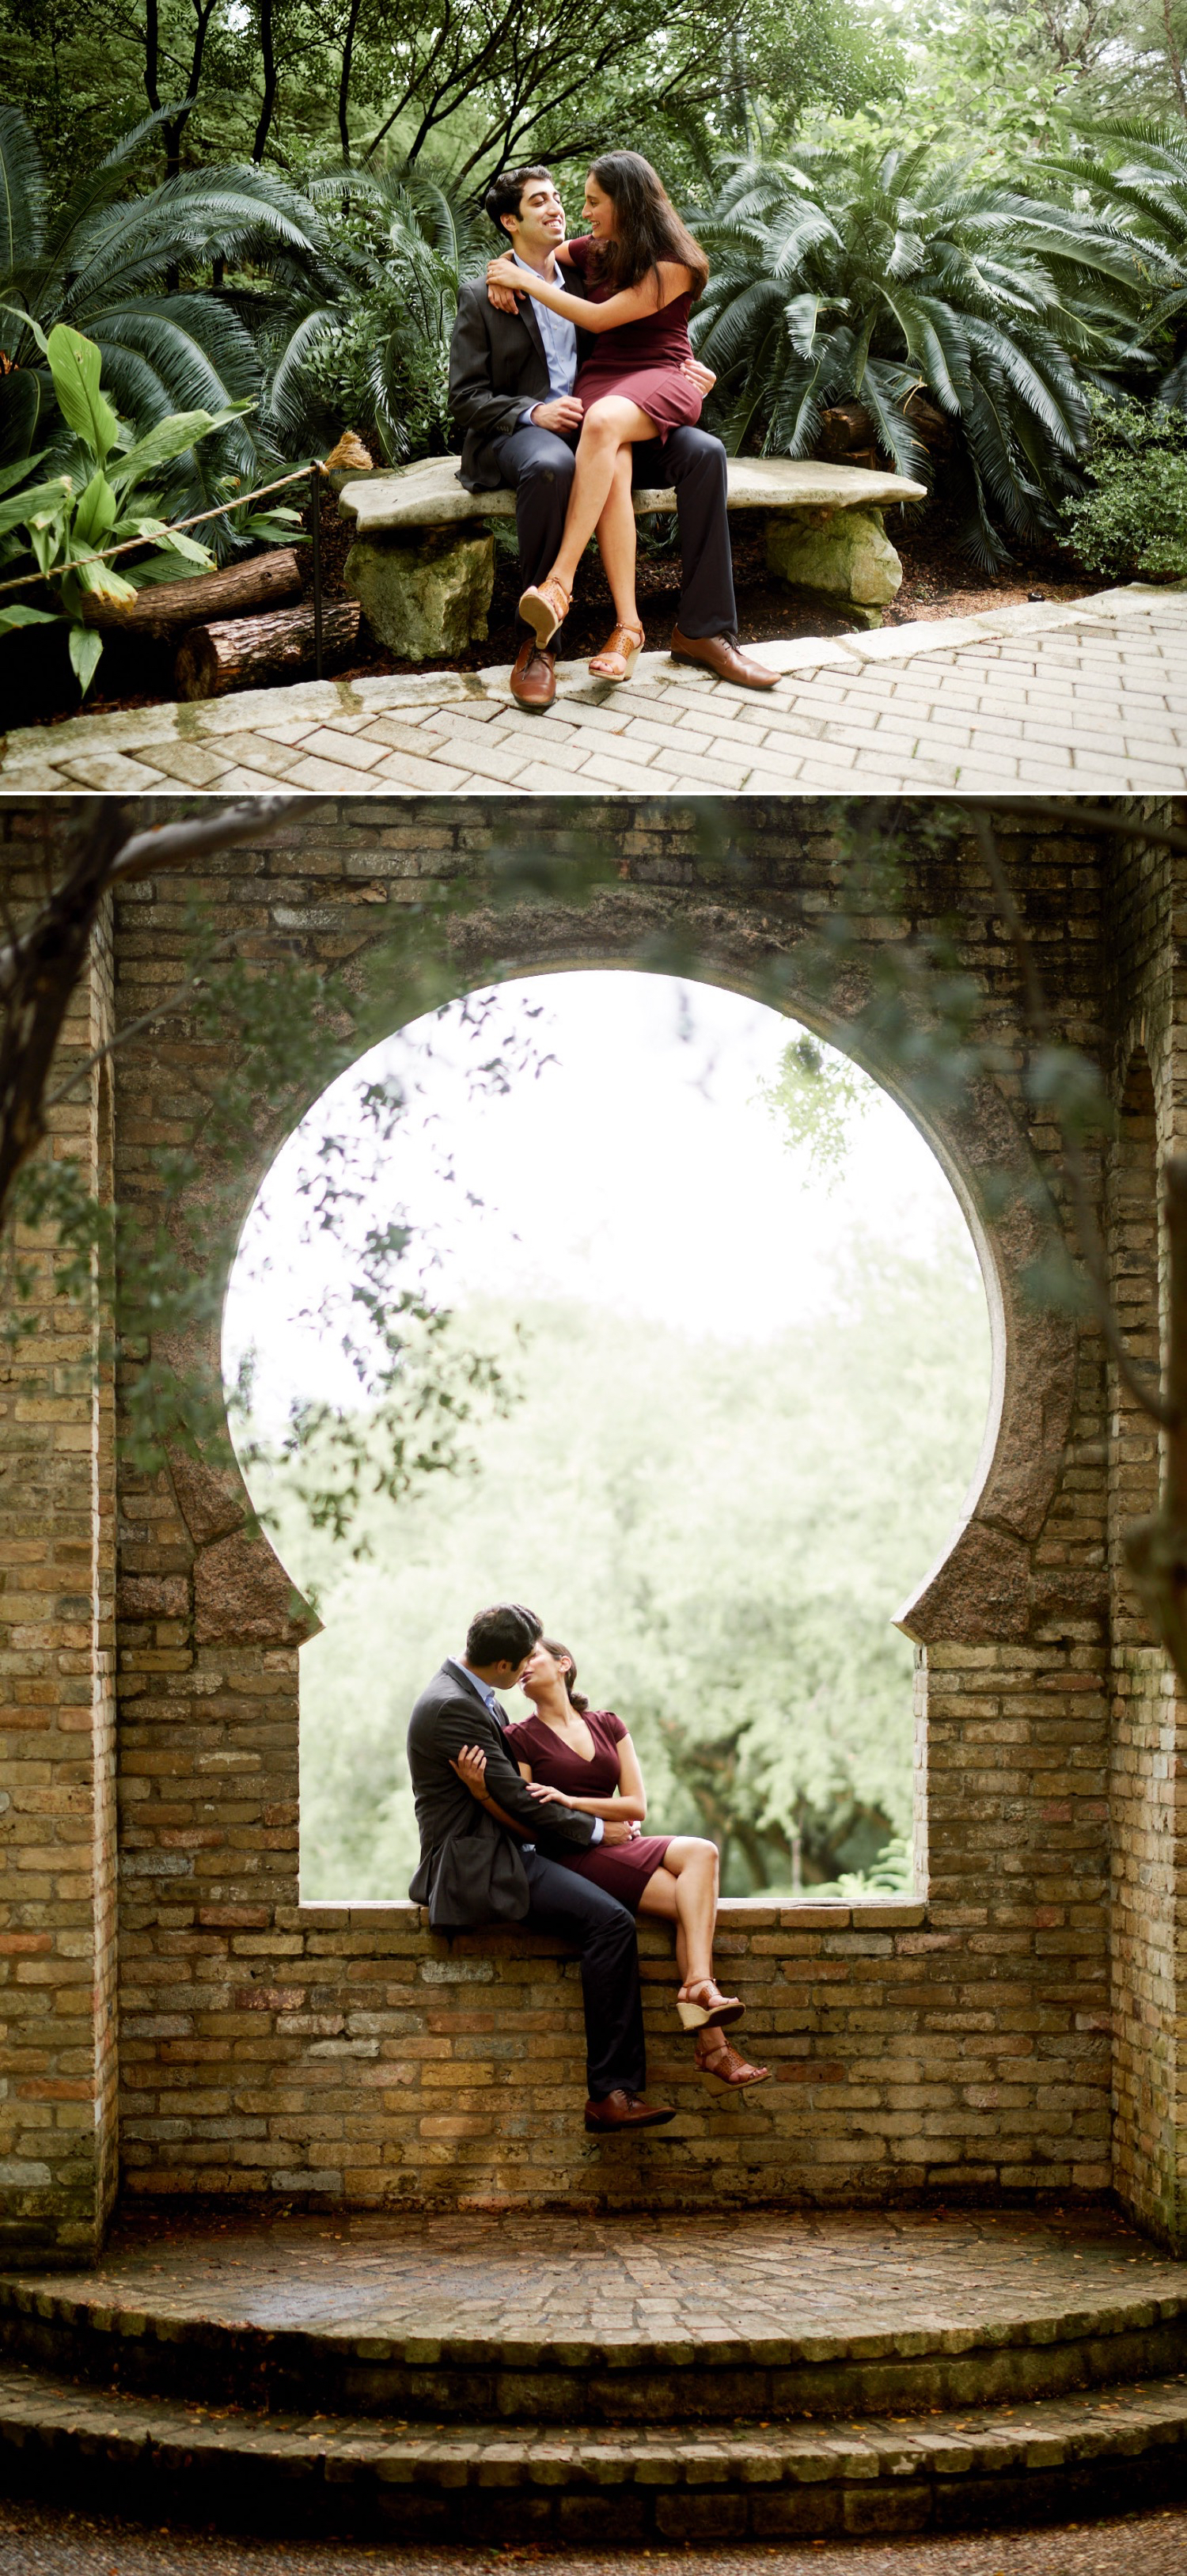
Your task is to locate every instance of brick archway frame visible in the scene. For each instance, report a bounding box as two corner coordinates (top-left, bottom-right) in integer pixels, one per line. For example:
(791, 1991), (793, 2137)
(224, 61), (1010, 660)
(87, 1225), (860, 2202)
(6, 796), (1186, 2259)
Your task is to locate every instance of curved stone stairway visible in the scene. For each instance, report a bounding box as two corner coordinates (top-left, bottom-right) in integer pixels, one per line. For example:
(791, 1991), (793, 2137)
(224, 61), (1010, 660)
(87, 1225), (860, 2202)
(1, 2207), (1186, 2543)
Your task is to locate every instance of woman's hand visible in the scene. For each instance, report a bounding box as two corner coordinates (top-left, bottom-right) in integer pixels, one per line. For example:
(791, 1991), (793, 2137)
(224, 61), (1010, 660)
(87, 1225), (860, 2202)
(525, 1781), (570, 1804)
(602, 1818), (640, 1846)
(682, 357), (716, 395)
(487, 280), (519, 314)
(487, 256), (529, 297)
(451, 1743), (489, 1800)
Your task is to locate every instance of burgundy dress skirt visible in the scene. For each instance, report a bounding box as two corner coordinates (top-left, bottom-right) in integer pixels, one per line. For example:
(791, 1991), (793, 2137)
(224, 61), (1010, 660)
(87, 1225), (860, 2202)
(564, 234), (703, 442)
(508, 1706), (672, 1911)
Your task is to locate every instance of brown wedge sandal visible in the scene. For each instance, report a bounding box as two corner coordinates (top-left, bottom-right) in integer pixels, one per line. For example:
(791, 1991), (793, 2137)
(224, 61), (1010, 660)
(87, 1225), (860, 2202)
(676, 1977), (744, 2032)
(588, 621), (645, 682)
(696, 2031), (770, 2087)
(518, 573), (571, 647)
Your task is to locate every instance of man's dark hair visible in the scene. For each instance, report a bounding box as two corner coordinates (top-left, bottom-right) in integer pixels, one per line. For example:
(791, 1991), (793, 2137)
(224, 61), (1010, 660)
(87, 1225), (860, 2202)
(484, 165), (552, 239)
(466, 1602), (542, 1667)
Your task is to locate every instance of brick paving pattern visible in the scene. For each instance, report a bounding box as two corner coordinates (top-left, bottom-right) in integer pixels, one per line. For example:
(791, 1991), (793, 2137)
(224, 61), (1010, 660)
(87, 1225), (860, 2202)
(3, 586), (1185, 795)
(4, 2204), (1177, 2347)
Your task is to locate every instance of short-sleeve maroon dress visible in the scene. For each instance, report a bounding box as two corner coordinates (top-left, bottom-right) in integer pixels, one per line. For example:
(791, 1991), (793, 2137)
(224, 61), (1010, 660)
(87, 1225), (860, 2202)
(508, 1707), (673, 1911)
(564, 235), (703, 442)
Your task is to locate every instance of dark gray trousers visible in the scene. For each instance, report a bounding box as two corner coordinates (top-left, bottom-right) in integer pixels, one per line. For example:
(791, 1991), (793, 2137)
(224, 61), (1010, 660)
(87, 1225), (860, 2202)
(521, 1846), (646, 2100)
(488, 419), (738, 647)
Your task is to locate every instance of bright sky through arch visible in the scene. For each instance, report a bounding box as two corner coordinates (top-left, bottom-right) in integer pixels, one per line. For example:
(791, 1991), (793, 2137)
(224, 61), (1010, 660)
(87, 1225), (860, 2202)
(223, 968), (987, 1418)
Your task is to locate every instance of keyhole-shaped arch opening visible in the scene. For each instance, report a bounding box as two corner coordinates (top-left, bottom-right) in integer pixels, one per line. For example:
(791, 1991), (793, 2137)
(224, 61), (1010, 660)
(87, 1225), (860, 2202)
(224, 966), (995, 1906)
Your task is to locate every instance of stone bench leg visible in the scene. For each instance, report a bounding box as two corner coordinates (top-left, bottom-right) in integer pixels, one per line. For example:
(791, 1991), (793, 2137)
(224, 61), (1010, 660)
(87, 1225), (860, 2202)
(343, 524), (495, 659)
(764, 507), (903, 626)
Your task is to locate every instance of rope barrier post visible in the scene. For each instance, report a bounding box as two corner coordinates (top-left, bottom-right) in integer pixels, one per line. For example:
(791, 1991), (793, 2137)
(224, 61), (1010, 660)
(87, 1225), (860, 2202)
(310, 461), (324, 681)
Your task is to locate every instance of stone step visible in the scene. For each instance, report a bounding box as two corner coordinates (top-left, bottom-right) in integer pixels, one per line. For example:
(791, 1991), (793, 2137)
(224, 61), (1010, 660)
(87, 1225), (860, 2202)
(4, 2268), (1187, 2424)
(1, 2359), (1186, 2541)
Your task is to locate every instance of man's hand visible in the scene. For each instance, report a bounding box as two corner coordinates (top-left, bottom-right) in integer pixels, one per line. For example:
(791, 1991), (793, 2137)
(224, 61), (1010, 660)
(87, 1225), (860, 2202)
(602, 1819), (639, 1846)
(529, 394), (584, 434)
(451, 1743), (488, 1798)
(681, 357), (716, 395)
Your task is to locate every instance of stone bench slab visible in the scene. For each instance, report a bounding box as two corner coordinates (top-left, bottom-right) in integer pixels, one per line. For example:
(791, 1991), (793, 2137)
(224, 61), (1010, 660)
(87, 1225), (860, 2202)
(338, 454), (926, 534)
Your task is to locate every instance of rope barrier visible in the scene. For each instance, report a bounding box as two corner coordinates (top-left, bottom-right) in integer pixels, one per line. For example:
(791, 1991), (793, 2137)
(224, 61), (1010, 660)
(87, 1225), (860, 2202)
(0, 461), (327, 603)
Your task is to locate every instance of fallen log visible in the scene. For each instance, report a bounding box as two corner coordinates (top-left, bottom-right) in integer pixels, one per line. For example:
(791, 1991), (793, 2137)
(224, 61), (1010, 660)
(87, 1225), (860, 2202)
(82, 549), (303, 638)
(173, 598), (362, 700)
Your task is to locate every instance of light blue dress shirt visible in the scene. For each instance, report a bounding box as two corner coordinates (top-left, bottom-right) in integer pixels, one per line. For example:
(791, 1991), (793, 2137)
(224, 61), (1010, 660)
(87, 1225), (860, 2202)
(448, 1655), (604, 1841)
(513, 251), (578, 431)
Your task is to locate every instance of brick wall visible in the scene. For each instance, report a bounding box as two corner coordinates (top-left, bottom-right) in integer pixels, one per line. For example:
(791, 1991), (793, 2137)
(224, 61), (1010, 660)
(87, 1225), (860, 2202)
(1105, 815), (1187, 2240)
(2, 795), (1184, 2246)
(0, 817), (117, 2256)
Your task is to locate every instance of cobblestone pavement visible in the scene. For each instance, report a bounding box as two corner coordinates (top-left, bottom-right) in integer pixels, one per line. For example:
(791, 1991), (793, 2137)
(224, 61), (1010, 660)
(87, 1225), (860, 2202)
(2, 584), (1185, 796)
(1, 2491), (1185, 2574)
(6, 2206), (1174, 2350)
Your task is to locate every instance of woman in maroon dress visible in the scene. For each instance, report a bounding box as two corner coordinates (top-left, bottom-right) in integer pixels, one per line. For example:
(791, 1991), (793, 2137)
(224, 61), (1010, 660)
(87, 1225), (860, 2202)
(484, 151), (711, 684)
(457, 1638), (767, 2087)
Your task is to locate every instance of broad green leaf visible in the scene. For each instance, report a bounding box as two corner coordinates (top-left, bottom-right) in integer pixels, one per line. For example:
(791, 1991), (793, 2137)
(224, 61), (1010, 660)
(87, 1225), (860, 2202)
(124, 514), (213, 566)
(127, 550), (210, 588)
(67, 620), (104, 696)
(73, 467), (118, 548)
(0, 446), (47, 500)
(0, 603), (59, 630)
(46, 324), (120, 465)
(72, 555), (138, 602)
(0, 475), (71, 538)
(111, 402), (254, 493)
(0, 302), (49, 360)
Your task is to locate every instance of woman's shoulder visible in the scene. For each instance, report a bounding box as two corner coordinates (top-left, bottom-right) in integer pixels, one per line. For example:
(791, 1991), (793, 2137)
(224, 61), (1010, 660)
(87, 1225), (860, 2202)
(564, 233), (594, 271)
(590, 1708), (627, 1740)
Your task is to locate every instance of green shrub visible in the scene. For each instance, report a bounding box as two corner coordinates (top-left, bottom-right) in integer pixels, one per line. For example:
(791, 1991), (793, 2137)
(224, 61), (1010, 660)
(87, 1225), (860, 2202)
(1060, 391), (1187, 582)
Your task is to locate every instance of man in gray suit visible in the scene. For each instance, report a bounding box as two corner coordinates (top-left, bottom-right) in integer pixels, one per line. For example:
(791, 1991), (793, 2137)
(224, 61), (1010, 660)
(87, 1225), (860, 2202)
(408, 1601), (674, 2131)
(447, 165), (779, 711)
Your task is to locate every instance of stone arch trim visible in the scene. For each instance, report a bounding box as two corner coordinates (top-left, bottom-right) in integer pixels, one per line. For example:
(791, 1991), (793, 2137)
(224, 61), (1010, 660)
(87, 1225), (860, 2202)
(191, 877), (1078, 1653)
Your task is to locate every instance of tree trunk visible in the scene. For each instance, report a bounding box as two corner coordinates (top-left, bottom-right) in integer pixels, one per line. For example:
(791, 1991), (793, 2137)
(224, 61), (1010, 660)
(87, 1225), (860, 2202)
(174, 601), (362, 700)
(82, 552), (303, 639)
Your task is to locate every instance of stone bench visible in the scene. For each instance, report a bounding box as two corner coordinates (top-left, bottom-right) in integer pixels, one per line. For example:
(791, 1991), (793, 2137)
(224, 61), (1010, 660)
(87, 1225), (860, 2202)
(337, 454), (927, 658)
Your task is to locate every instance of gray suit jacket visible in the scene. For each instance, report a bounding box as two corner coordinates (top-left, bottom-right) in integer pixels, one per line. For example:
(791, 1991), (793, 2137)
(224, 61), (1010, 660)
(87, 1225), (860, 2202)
(407, 1660), (596, 1929)
(448, 271), (590, 491)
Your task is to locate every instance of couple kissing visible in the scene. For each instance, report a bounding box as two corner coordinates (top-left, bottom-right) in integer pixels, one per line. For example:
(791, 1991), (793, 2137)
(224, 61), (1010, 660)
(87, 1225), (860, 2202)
(408, 1602), (767, 2131)
(448, 154), (779, 712)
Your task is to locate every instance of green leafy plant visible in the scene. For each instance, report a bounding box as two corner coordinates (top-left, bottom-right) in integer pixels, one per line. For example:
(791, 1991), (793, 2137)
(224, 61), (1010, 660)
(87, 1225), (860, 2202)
(267, 165), (487, 465)
(1038, 117), (1187, 411)
(1059, 389), (1187, 579)
(693, 143), (1148, 563)
(0, 319), (248, 693)
(0, 101), (358, 518)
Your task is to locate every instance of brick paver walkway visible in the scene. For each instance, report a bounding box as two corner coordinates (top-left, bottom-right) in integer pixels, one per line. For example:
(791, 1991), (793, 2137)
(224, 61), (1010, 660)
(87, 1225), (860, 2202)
(4, 584), (1185, 796)
(6, 2203), (1173, 2346)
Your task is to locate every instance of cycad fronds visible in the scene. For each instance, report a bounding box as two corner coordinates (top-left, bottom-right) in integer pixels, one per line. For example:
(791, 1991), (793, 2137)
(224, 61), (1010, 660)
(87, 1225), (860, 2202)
(693, 147), (1150, 557)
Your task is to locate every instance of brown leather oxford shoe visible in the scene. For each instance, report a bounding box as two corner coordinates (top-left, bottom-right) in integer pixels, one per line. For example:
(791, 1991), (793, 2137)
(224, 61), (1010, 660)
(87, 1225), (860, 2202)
(669, 627), (779, 690)
(584, 2088), (677, 2132)
(510, 638), (557, 711)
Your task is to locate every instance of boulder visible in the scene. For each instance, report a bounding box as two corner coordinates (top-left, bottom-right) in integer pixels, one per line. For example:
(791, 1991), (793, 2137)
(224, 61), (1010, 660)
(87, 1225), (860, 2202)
(765, 507), (904, 609)
(343, 525), (495, 659)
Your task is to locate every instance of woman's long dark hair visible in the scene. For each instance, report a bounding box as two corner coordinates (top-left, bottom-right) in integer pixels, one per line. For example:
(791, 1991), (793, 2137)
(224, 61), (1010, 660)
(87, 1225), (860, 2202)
(586, 151), (709, 300)
(541, 1638), (590, 1714)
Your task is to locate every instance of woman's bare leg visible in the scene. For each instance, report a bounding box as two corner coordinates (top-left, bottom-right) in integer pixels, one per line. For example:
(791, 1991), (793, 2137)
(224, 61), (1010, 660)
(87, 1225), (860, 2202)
(636, 1837), (720, 1989)
(594, 446), (640, 634)
(548, 396), (658, 594)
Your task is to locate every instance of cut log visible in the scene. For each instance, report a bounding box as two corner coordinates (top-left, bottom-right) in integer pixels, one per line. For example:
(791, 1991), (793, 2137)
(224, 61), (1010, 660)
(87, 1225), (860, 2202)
(173, 599), (362, 700)
(83, 551), (303, 637)
(817, 400), (880, 460)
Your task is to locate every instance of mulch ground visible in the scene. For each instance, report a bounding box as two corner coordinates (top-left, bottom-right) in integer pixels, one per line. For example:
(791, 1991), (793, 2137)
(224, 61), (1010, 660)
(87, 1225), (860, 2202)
(6, 481), (1099, 735)
(0, 2492), (1184, 2573)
